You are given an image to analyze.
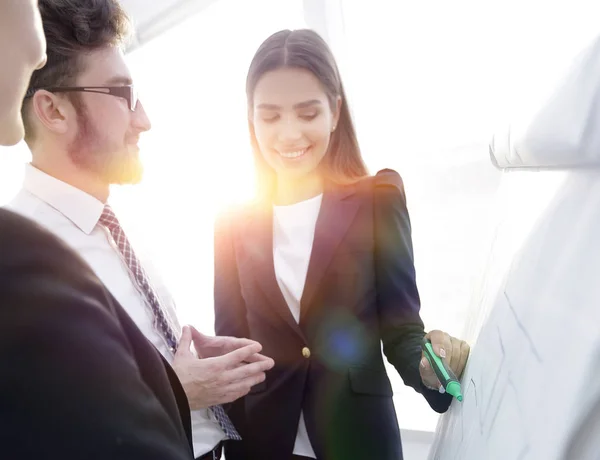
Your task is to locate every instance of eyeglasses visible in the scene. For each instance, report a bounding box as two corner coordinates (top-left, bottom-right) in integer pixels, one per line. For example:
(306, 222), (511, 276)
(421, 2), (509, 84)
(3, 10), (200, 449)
(25, 85), (139, 111)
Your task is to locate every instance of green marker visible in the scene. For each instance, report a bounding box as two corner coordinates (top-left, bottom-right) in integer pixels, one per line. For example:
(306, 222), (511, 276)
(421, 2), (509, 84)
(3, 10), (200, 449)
(421, 337), (463, 402)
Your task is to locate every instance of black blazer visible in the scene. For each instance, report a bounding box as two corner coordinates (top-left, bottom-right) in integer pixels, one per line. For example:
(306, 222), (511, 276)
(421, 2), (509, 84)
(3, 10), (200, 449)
(0, 209), (194, 459)
(214, 169), (452, 460)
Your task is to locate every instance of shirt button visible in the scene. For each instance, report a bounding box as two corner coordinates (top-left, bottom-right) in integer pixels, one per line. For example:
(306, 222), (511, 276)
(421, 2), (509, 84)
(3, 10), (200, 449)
(302, 347), (311, 359)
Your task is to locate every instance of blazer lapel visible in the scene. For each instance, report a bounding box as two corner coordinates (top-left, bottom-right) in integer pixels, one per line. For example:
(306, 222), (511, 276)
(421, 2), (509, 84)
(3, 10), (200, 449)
(300, 183), (361, 319)
(242, 204), (306, 341)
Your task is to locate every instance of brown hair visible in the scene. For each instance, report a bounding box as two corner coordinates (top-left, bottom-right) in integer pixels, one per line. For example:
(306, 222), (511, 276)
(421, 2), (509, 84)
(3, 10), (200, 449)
(246, 29), (369, 199)
(22, 0), (131, 142)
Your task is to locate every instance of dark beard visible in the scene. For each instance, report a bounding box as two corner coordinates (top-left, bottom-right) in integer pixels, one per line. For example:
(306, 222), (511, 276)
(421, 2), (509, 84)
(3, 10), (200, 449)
(67, 105), (143, 185)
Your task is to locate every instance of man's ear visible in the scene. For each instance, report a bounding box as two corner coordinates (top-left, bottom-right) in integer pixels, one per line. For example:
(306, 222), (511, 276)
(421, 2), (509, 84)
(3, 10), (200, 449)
(31, 90), (73, 135)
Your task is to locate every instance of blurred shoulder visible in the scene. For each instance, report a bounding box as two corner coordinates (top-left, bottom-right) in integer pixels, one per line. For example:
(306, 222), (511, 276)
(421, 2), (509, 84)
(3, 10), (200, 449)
(353, 168), (406, 195)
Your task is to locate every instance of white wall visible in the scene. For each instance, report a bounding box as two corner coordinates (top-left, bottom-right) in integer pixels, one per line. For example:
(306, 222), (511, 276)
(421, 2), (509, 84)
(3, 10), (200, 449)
(401, 429), (434, 460)
(0, 143), (29, 205)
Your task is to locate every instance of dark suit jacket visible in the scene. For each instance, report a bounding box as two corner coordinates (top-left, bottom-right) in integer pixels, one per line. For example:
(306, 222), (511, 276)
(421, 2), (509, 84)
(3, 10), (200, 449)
(0, 209), (193, 459)
(214, 169), (452, 460)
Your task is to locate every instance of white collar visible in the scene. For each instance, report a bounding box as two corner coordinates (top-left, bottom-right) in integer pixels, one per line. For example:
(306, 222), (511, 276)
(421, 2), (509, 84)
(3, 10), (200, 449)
(22, 164), (105, 235)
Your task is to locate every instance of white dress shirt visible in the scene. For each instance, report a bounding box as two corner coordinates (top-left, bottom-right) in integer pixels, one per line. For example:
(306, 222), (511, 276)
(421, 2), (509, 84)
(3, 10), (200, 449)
(273, 193), (323, 459)
(7, 164), (225, 458)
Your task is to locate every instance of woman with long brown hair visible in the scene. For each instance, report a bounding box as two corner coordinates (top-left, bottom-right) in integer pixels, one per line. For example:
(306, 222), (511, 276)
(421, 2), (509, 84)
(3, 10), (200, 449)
(214, 29), (470, 460)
